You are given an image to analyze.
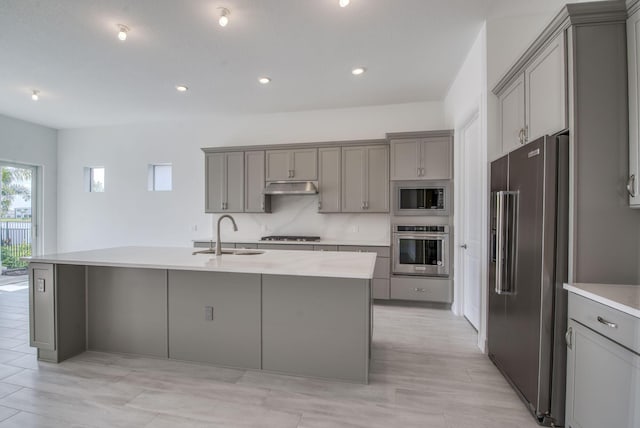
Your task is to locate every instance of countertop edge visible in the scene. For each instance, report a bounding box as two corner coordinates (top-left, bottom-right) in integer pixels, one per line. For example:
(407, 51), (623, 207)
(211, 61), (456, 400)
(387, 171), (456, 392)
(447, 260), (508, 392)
(564, 283), (640, 319)
(192, 239), (391, 247)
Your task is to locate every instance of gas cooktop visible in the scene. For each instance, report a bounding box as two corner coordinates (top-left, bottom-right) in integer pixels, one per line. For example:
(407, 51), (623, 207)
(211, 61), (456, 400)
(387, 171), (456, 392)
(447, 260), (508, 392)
(260, 236), (321, 242)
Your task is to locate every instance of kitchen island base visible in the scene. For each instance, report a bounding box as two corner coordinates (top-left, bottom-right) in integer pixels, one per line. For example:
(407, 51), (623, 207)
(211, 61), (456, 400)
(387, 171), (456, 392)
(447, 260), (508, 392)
(29, 260), (372, 383)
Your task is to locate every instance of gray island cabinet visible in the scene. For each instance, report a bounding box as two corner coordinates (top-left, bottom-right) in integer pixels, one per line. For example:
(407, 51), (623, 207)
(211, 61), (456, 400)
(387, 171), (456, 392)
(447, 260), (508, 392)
(28, 246), (375, 383)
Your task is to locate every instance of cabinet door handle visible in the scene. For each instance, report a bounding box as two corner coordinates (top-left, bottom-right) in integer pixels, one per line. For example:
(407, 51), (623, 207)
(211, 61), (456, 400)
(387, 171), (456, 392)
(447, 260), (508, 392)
(417, 167), (421, 177)
(261, 201), (265, 211)
(597, 316), (618, 329)
(565, 327), (572, 349)
(318, 201), (322, 210)
(518, 128), (524, 145)
(627, 174), (636, 198)
(524, 125), (528, 143)
(414, 287), (426, 292)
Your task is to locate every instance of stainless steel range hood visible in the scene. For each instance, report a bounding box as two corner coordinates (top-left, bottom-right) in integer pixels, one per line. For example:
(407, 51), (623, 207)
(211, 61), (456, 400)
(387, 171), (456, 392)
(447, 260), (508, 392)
(263, 181), (318, 195)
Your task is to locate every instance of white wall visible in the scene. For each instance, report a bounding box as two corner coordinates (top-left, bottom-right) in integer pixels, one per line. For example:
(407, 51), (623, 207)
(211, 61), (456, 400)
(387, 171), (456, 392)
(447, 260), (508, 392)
(0, 113), (57, 254)
(57, 101), (445, 252)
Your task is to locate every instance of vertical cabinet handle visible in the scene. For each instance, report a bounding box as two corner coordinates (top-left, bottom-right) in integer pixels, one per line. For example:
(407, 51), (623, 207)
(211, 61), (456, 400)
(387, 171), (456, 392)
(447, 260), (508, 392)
(524, 125), (528, 143)
(318, 201), (322, 210)
(565, 327), (572, 349)
(518, 129), (524, 145)
(627, 174), (636, 198)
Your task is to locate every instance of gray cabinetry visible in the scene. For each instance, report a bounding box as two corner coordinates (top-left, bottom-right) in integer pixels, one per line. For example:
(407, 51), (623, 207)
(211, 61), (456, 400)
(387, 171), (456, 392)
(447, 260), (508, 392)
(265, 148), (317, 181)
(565, 294), (640, 428)
(390, 136), (452, 180)
(318, 147), (341, 212)
(168, 271), (261, 369)
(342, 145), (389, 212)
(245, 151), (271, 213)
(497, 32), (566, 155)
(628, 5), (640, 207)
(339, 246), (390, 300)
(29, 263), (55, 351)
(205, 152), (244, 213)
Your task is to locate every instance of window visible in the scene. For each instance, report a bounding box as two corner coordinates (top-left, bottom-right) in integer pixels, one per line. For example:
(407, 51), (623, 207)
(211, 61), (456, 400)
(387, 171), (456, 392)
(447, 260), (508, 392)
(148, 164), (172, 191)
(84, 167), (105, 192)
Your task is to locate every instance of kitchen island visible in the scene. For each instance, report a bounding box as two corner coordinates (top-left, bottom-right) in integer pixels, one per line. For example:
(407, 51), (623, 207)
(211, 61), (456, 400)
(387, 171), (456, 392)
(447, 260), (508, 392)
(27, 247), (376, 383)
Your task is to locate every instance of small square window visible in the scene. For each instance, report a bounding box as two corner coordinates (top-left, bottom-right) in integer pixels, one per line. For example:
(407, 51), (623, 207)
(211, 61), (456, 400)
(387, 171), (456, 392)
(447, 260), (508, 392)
(84, 167), (105, 192)
(148, 164), (172, 191)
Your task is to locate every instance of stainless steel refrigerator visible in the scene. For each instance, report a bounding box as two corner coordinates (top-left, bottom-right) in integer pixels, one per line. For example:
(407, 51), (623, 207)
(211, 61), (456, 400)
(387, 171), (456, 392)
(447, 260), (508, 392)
(489, 132), (569, 427)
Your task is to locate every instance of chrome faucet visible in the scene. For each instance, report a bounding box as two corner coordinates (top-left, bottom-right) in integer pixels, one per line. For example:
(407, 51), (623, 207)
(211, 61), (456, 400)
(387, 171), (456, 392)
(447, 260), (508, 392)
(216, 215), (238, 256)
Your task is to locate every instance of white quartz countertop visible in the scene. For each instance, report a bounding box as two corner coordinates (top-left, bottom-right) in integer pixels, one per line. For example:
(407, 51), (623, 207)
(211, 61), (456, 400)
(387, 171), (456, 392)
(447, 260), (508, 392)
(564, 283), (640, 319)
(27, 246), (377, 280)
(193, 239), (390, 247)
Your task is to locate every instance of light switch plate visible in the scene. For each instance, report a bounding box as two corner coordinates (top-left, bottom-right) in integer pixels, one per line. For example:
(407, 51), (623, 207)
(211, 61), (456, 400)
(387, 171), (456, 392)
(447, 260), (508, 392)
(36, 278), (45, 293)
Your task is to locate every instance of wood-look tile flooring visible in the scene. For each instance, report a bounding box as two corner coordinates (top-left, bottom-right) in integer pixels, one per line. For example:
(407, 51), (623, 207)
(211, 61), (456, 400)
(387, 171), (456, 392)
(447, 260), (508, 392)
(0, 278), (540, 427)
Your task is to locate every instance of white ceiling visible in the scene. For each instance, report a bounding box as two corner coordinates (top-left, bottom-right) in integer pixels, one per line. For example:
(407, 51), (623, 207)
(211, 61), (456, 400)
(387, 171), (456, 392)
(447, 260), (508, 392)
(0, 0), (562, 129)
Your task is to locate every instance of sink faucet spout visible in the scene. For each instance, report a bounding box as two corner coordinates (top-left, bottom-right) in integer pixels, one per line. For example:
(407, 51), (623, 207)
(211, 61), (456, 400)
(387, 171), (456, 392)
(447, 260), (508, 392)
(216, 215), (238, 256)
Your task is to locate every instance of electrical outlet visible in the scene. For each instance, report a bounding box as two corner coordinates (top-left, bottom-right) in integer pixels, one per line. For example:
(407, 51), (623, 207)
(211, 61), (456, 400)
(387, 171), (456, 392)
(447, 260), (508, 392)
(37, 278), (45, 293)
(205, 306), (214, 321)
(350, 225), (359, 233)
(191, 224), (198, 232)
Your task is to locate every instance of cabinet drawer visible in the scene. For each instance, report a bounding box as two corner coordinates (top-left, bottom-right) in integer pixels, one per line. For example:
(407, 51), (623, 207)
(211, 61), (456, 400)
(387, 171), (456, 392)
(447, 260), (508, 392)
(257, 244), (314, 251)
(569, 294), (640, 355)
(390, 277), (452, 303)
(373, 258), (390, 279)
(372, 279), (390, 300)
(339, 246), (390, 258)
(314, 245), (338, 251)
(235, 243), (258, 249)
(193, 241), (235, 248)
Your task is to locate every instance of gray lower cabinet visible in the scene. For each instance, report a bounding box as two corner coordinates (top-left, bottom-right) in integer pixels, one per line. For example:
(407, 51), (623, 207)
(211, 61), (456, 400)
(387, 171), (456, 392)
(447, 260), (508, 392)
(245, 151), (271, 213)
(29, 263), (86, 363)
(565, 294), (640, 428)
(342, 145), (389, 212)
(318, 147), (341, 213)
(88, 267), (168, 358)
(390, 276), (452, 303)
(339, 246), (390, 300)
(168, 271), (261, 369)
(262, 274), (370, 383)
(205, 152), (244, 213)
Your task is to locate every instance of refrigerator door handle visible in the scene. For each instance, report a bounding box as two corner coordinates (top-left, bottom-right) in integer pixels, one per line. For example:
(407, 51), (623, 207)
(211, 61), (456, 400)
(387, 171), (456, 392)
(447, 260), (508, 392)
(495, 191), (507, 294)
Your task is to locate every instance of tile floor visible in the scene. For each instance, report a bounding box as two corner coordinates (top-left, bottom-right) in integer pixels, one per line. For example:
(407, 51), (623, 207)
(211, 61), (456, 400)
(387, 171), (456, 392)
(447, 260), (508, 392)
(0, 276), (540, 427)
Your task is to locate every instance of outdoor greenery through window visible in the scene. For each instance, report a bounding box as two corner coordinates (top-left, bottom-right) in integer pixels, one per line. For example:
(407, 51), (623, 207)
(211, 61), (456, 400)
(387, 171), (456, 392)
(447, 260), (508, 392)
(83, 167), (105, 193)
(1, 166), (32, 272)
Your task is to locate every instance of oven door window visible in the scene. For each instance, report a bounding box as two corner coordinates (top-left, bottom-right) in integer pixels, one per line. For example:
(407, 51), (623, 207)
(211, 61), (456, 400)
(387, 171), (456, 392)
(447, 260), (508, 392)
(399, 238), (443, 265)
(399, 188), (445, 210)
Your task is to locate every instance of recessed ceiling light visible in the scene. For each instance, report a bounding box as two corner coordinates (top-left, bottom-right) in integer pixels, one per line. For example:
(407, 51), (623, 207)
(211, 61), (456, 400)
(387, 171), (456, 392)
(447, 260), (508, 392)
(31, 90), (40, 101)
(351, 67), (366, 76)
(218, 7), (230, 27)
(117, 24), (129, 41)
(339, 0), (350, 7)
(176, 85), (188, 92)
(258, 77), (271, 85)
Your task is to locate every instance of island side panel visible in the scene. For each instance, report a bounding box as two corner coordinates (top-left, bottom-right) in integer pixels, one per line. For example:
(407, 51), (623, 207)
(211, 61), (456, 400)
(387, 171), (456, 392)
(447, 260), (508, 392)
(88, 266), (167, 358)
(168, 270), (261, 369)
(54, 264), (86, 362)
(262, 274), (370, 383)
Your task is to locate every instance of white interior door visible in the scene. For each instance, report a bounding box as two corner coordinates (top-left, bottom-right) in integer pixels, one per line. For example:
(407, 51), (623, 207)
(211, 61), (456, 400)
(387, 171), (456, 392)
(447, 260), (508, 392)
(461, 115), (482, 330)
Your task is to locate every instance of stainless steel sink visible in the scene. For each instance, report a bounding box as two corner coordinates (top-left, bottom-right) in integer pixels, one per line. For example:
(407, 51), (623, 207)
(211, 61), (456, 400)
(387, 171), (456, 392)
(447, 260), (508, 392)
(192, 249), (264, 256)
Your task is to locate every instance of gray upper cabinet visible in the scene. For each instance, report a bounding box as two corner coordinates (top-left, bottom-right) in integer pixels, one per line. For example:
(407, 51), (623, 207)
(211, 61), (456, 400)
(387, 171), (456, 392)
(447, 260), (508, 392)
(265, 148), (318, 181)
(205, 152), (244, 213)
(390, 134), (452, 180)
(499, 73), (526, 155)
(525, 32), (566, 142)
(628, 5), (640, 207)
(318, 147), (341, 213)
(245, 151), (270, 213)
(498, 32), (566, 156)
(342, 145), (389, 212)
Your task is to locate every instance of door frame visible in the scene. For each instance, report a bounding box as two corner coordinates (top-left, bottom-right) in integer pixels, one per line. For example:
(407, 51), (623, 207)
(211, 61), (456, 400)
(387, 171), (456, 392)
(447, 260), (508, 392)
(453, 105), (489, 351)
(0, 160), (41, 260)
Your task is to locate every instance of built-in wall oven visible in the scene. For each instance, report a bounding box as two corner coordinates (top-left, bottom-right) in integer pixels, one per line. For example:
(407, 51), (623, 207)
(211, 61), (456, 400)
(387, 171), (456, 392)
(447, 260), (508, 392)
(393, 181), (450, 216)
(392, 225), (449, 277)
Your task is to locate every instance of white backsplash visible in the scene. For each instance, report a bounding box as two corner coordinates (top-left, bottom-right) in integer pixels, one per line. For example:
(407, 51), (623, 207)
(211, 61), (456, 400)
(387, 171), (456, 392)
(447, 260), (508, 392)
(210, 195), (390, 243)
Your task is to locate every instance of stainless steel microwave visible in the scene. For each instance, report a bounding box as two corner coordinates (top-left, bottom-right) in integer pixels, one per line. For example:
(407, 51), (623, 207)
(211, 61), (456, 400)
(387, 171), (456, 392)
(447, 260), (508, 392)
(393, 181), (450, 216)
